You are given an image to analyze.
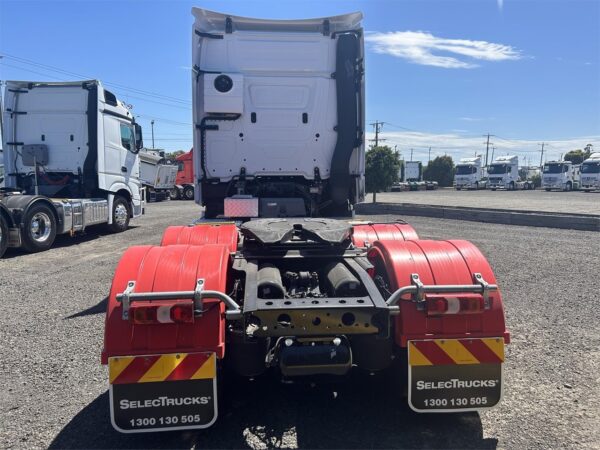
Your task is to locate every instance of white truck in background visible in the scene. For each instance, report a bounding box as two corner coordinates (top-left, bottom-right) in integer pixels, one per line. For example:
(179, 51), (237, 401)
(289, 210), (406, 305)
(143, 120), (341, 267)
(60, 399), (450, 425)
(139, 149), (178, 202)
(0, 80), (144, 258)
(390, 160), (437, 191)
(192, 9), (365, 218)
(580, 152), (600, 192)
(541, 161), (580, 191)
(487, 155), (535, 191)
(454, 156), (486, 190)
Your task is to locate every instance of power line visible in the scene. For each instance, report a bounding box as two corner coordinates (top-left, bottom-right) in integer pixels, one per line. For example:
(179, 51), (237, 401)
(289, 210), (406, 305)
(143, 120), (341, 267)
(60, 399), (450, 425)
(0, 53), (191, 105)
(483, 133), (495, 167)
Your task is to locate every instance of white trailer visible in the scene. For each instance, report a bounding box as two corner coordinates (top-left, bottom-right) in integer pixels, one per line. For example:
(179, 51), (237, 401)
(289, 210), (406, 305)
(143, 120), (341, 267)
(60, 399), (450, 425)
(580, 152), (600, 192)
(454, 156), (486, 190)
(487, 155), (535, 191)
(192, 9), (365, 218)
(541, 161), (580, 191)
(139, 149), (178, 202)
(0, 80), (144, 258)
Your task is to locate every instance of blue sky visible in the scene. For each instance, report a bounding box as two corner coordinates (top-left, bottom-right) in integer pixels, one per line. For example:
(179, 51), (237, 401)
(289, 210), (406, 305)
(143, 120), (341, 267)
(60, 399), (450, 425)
(1, 0), (599, 163)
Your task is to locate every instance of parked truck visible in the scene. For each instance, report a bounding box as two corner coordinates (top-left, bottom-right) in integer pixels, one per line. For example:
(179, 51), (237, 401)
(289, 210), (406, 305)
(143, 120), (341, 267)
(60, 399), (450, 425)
(487, 155), (535, 190)
(391, 161), (437, 191)
(0, 80), (144, 258)
(580, 152), (600, 192)
(139, 149), (178, 202)
(101, 8), (509, 434)
(192, 9), (365, 218)
(541, 160), (580, 191)
(169, 149), (195, 200)
(454, 157), (487, 190)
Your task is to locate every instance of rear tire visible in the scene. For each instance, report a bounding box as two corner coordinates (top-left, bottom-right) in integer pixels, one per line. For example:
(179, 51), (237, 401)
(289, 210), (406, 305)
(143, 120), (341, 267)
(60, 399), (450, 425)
(545, 188), (551, 192)
(204, 203), (222, 219)
(169, 187), (180, 200)
(0, 214), (8, 258)
(509, 182), (515, 191)
(183, 185), (195, 200)
(565, 182), (572, 192)
(21, 203), (57, 253)
(108, 196), (131, 233)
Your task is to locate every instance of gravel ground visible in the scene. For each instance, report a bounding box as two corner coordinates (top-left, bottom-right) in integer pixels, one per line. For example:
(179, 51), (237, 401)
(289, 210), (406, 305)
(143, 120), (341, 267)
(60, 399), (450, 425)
(367, 189), (600, 216)
(0, 201), (598, 449)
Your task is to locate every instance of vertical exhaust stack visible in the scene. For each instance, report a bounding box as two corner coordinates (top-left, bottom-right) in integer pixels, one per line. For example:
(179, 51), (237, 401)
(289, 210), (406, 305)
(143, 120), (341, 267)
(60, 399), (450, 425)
(191, 8), (365, 218)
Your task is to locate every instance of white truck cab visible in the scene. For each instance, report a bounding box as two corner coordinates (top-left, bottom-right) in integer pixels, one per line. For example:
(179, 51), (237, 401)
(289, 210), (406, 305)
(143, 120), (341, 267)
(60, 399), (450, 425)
(542, 161), (580, 191)
(580, 152), (600, 192)
(487, 155), (534, 191)
(191, 8), (365, 218)
(454, 156), (486, 190)
(0, 80), (144, 257)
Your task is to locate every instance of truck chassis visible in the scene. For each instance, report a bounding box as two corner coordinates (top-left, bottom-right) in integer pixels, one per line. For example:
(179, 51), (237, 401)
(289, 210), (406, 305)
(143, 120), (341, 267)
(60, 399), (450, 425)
(102, 219), (509, 433)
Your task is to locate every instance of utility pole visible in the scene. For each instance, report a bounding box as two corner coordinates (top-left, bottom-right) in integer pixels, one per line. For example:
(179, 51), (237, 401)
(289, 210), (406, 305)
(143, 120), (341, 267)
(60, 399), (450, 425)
(428, 147), (432, 163)
(369, 121), (386, 147)
(538, 142), (545, 168)
(483, 133), (495, 167)
(491, 146), (496, 163)
(410, 148), (413, 161)
(151, 120), (155, 149)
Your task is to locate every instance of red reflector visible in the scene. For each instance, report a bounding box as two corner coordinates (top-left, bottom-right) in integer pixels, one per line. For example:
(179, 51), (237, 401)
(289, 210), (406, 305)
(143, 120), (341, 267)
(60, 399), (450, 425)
(170, 303), (194, 323)
(426, 297), (448, 315)
(129, 300), (194, 325)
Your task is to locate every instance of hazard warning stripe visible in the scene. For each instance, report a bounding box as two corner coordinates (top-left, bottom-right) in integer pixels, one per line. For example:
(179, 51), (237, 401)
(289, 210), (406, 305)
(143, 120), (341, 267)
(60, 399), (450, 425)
(409, 338), (504, 366)
(109, 353), (215, 384)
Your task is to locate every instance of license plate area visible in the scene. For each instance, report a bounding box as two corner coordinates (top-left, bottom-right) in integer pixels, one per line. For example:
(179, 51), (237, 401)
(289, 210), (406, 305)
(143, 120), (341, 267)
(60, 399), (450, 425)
(109, 352), (217, 433)
(408, 338), (504, 412)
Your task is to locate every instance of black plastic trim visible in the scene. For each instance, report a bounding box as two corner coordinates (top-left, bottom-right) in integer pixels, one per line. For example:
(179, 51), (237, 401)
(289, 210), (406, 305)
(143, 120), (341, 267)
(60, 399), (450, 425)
(83, 82), (99, 197)
(194, 29), (224, 39)
(101, 109), (133, 123)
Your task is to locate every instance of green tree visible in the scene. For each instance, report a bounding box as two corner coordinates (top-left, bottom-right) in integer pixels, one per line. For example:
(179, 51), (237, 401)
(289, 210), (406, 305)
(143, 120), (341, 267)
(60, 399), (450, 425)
(365, 146), (401, 202)
(423, 155), (455, 187)
(564, 145), (593, 164)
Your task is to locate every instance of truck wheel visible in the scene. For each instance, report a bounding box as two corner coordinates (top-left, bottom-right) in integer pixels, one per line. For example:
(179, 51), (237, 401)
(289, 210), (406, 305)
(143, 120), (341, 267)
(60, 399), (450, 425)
(183, 185), (195, 200)
(509, 182), (515, 191)
(169, 187), (180, 200)
(545, 188), (551, 192)
(204, 203), (222, 219)
(21, 203), (57, 253)
(0, 214), (8, 258)
(109, 196), (131, 233)
(491, 188), (496, 191)
(565, 182), (572, 192)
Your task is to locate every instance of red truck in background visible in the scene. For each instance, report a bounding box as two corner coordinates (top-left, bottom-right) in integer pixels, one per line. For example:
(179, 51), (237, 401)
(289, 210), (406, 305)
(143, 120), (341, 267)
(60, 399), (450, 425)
(169, 149), (195, 200)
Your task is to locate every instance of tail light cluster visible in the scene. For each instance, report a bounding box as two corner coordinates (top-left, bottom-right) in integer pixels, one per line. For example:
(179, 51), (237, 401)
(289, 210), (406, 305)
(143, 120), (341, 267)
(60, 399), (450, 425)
(425, 294), (486, 316)
(129, 300), (195, 325)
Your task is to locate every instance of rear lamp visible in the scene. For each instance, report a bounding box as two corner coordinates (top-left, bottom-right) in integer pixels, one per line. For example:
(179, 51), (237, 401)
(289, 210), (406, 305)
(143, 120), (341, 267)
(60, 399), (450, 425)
(425, 294), (485, 316)
(129, 300), (195, 325)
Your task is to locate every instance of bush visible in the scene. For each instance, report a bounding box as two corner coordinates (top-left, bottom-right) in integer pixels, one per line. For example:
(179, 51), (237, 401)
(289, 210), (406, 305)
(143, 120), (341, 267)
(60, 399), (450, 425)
(366, 146), (401, 202)
(423, 156), (455, 187)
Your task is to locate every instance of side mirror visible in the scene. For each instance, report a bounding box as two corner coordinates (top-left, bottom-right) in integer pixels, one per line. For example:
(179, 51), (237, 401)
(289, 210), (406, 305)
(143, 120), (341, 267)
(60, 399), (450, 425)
(134, 123), (144, 153)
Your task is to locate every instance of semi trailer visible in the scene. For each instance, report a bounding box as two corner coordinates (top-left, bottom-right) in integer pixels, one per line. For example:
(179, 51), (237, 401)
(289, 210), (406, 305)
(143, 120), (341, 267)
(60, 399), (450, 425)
(580, 152), (600, 192)
(0, 80), (144, 258)
(192, 9), (365, 218)
(454, 157), (487, 190)
(541, 160), (580, 191)
(101, 8), (510, 434)
(139, 149), (178, 202)
(487, 155), (535, 191)
(169, 149), (195, 200)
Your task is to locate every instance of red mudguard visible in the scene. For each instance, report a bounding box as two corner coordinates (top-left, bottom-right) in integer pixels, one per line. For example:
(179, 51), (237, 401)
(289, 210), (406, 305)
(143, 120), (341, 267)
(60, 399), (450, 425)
(367, 239), (509, 347)
(352, 222), (419, 248)
(102, 244), (230, 364)
(160, 224), (238, 253)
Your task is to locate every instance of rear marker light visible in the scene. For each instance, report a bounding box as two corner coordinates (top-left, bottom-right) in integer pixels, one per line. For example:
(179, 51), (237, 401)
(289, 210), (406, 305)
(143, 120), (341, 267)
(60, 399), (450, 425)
(425, 295), (485, 316)
(130, 300), (195, 325)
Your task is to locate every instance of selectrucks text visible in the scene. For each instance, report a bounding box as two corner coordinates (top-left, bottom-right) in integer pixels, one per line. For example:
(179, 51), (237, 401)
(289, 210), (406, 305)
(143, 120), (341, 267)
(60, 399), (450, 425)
(416, 379), (500, 390)
(120, 396), (212, 410)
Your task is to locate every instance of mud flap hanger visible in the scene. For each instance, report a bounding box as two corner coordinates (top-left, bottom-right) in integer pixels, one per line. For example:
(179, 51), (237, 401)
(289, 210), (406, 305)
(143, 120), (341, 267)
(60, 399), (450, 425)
(386, 272), (497, 311)
(116, 278), (243, 320)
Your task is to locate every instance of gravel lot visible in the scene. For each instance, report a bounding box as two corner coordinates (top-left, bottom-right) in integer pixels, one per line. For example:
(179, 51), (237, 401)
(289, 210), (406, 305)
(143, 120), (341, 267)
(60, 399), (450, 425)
(367, 189), (600, 216)
(1, 201), (598, 449)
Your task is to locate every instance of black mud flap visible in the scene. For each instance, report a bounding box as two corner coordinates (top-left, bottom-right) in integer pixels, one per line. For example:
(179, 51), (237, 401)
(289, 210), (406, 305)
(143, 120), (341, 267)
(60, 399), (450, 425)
(407, 339), (504, 412)
(108, 352), (217, 433)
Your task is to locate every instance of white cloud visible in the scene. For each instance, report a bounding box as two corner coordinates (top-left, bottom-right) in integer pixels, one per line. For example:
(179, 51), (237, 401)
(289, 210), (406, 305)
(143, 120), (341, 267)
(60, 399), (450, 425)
(366, 31), (522, 69)
(367, 130), (599, 164)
